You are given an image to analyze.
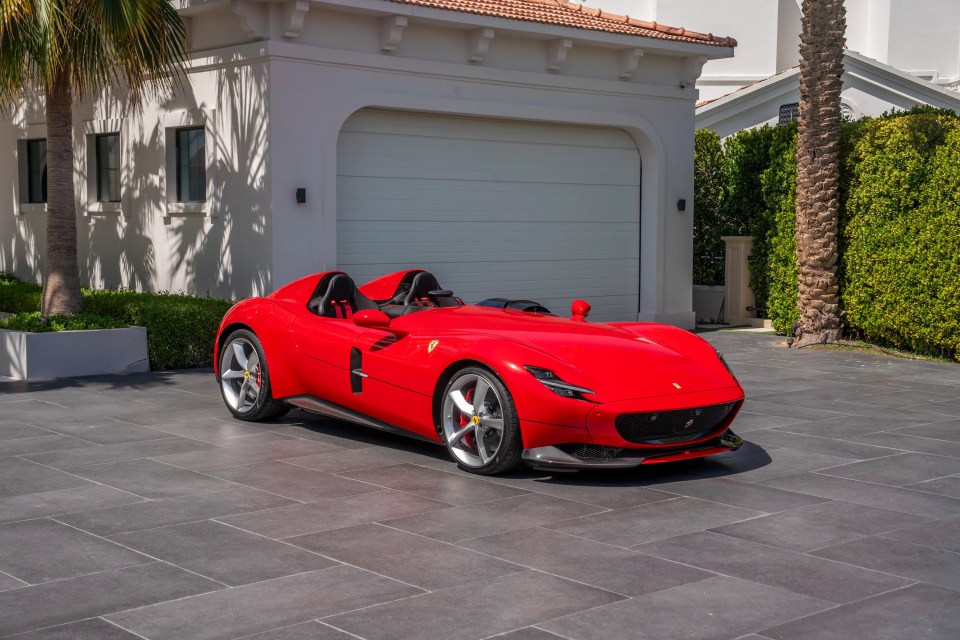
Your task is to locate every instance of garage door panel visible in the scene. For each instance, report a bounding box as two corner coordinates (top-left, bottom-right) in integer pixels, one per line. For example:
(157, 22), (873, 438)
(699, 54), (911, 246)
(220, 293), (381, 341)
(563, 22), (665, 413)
(337, 110), (640, 320)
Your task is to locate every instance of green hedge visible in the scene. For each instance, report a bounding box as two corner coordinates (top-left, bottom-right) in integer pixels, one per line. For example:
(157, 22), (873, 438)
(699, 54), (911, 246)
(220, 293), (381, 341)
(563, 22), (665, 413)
(695, 106), (960, 361)
(842, 113), (960, 359)
(0, 277), (233, 369)
(693, 129), (727, 286)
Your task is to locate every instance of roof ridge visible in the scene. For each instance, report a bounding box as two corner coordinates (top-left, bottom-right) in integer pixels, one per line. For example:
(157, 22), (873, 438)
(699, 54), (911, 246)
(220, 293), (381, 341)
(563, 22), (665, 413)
(384, 0), (737, 47)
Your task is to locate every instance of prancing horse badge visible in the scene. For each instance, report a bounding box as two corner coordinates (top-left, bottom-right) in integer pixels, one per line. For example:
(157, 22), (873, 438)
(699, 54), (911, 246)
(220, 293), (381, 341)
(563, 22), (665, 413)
(428, 340), (440, 353)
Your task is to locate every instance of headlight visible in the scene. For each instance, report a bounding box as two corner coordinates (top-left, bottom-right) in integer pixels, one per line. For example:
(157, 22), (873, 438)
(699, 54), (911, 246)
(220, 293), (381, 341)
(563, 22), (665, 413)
(524, 366), (596, 400)
(717, 351), (738, 382)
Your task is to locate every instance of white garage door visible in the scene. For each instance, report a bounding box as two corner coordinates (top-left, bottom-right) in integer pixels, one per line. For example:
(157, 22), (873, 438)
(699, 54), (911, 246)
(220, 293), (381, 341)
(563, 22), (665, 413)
(337, 109), (641, 321)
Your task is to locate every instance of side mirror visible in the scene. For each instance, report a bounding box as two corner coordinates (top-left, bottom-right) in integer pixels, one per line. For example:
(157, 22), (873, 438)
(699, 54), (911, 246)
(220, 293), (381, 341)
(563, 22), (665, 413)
(353, 309), (392, 330)
(571, 299), (591, 322)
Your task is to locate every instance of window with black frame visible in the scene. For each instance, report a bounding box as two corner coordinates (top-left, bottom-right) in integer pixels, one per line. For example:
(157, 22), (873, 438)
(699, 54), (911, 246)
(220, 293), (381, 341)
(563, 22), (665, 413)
(96, 133), (121, 203)
(26, 139), (47, 203)
(176, 126), (206, 202)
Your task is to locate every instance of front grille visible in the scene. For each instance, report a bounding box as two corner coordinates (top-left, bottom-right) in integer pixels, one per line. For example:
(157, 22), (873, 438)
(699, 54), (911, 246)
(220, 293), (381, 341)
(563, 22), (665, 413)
(615, 402), (736, 444)
(558, 444), (624, 462)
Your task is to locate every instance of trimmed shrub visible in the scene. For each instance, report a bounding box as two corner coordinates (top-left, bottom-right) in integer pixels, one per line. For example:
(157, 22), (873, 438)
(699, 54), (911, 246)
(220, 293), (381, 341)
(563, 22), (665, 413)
(759, 122), (799, 333)
(842, 113), (960, 360)
(693, 129), (728, 285)
(0, 275), (233, 369)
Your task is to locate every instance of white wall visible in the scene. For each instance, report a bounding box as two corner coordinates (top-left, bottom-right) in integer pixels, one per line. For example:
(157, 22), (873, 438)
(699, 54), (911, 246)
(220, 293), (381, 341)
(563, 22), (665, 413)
(586, 0), (960, 99)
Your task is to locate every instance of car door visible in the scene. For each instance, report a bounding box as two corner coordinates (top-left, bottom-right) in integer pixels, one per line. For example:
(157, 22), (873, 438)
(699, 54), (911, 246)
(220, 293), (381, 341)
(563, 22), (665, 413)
(292, 314), (368, 409)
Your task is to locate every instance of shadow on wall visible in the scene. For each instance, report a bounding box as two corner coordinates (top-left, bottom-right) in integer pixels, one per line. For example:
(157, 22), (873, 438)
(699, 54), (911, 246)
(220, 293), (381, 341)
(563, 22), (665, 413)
(1, 94), (45, 282)
(2, 54), (271, 299)
(168, 54), (271, 299)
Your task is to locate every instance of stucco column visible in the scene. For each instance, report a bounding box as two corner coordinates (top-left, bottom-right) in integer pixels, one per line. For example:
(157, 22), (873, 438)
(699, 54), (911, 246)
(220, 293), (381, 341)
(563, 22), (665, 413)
(721, 235), (770, 328)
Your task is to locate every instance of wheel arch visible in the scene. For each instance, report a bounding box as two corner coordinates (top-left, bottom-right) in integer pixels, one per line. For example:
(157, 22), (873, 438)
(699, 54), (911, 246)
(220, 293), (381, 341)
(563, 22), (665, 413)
(215, 322), (254, 378)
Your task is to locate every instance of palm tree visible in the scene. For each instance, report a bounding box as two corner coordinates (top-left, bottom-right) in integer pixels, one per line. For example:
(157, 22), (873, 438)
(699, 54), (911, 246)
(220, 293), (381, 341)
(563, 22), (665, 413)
(0, 0), (187, 316)
(793, 0), (846, 347)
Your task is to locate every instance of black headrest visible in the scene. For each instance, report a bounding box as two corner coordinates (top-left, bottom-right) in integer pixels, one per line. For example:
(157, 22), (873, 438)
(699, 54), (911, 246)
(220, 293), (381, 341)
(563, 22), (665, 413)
(311, 273), (377, 317)
(403, 272), (442, 306)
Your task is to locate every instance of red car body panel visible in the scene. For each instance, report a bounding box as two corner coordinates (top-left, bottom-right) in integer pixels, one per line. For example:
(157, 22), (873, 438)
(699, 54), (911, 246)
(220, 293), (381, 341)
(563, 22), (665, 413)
(214, 270), (746, 466)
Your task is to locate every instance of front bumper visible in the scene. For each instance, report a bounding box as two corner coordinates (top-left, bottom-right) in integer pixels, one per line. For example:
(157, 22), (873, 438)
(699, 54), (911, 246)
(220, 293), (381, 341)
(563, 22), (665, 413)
(521, 430), (744, 470)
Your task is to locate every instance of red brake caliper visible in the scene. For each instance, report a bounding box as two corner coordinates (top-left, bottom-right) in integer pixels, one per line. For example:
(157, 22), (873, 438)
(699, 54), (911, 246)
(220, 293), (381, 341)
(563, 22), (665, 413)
(459, 387), (477, 448)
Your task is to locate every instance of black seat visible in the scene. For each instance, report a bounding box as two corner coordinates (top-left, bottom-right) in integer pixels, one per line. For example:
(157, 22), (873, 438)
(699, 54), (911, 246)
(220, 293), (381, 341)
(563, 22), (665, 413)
(403, 271), (444, 306)
(309, 274), (378, 318)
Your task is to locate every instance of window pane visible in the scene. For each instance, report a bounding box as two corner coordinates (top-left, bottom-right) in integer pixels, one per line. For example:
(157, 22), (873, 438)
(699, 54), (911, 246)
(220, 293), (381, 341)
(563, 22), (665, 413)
(96, 134), (121, 202)
(27, 139), (47, 203)
(175, 127), (205, 203)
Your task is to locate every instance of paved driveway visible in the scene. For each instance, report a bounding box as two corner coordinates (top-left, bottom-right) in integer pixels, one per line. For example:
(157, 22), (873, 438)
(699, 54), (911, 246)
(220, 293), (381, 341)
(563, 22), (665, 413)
(1, 332), (959, 639)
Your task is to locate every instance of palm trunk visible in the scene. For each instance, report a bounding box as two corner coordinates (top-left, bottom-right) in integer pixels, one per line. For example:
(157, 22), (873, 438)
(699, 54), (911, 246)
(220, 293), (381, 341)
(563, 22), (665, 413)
(41, 69), (83, 316)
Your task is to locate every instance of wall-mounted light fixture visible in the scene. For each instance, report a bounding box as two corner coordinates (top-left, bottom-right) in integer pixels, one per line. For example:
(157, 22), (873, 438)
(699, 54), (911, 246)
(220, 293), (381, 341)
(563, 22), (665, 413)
(296, 188), (306, 204)
(677, 198), (686, 211)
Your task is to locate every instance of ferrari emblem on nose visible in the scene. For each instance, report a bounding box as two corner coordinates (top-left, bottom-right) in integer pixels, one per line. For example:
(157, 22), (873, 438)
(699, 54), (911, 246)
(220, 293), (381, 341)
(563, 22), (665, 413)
(672, 382), (682, 390)
(428, 340), (440, 353)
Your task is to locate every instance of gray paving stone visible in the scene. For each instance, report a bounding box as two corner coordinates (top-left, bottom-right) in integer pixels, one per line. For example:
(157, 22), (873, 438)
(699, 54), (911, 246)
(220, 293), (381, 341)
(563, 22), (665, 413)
(325, 570), (624, 640)
(105, 565), (423, 640)
(709, 500), (929, 552)
(906, 475), (960, 498)
(891, 419), (960, 442)
(745, 429), (900, 460)
(0, 519), (152, 584)
(490, 472), (678, 510)
(0, 485), (144, 524)
(240, 621), (357, 640)
(724, 411), (811, 433)
(694, 445), (852, 483)
(0, 434), (98, 457)
(637, 531), (912, 604)
(491, 629), (570, 640)
(539, 576), (830, 640)
(762, 472), (960, 518)
(848, 430), (960, 457)
(206, 461), (379, 502)
(643, 477), (828, 513)
(21, 416), (174, 444)
(0, 458), (92, 499)
(67, 459), (234, 500)
(114, 520), (336, 586)
(153, 439), (341, 472)
(21, 436), (218, 470)
(0, 571), (26, 591)
(341, 463), (529, 505)
(812, 535), (960, 591)
(462, 526), (714, 596)
(7, 618), (145, 639)
(817, 452), (960, 486)
(56, 485), (297, 536)
(881, 515), (960, 553)
(905, 402), (960, 418)
(0, 562), (221, 637)
(0, 422), (53, 440)
(762, 583), (960, 640)
(385, 493), (608, 543)
(740, 400), (850, 422)
(219, 489), (452, 539)
(288, 523), (522, 590)
(546, 497), (760, 546)
(773, 415), (920, 439)
(271, 446), (428, 474)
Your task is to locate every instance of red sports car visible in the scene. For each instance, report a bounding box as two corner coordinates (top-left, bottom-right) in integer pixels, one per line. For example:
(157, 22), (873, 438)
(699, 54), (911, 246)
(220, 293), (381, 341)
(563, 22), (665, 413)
(214, 269), (745, 475)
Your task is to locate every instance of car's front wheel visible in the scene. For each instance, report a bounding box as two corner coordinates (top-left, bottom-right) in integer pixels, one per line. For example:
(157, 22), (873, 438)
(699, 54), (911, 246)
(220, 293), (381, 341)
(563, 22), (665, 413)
(440, 367), (522, 475)
(218, 329), (289, 422)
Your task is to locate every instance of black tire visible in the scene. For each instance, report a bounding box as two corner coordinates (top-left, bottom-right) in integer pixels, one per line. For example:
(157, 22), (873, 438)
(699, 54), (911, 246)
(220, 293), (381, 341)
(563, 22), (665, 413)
(218, 329), (289, 422)
(439, 366), (523, 475)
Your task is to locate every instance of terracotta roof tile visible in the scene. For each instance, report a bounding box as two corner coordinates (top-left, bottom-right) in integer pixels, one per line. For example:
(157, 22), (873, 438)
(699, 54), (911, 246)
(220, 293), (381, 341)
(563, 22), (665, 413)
(385, 0), (737, 47)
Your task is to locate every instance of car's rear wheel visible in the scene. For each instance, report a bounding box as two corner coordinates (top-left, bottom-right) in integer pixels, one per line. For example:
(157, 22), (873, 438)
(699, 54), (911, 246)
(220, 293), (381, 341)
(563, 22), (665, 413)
(440, 367), (522, 475)
(218, 329), (289, 422)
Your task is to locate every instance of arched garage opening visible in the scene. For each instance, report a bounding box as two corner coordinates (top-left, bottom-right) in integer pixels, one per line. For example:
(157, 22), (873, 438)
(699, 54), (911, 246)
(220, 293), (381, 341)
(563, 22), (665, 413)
(336, 108), (642, 321)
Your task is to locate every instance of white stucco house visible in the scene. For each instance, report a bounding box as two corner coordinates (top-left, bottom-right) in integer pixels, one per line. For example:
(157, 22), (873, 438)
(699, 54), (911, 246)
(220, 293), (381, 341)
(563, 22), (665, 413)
(697, 50), (960, 138)
(1, 0), (734, 326)
(583, 0), (960, 102)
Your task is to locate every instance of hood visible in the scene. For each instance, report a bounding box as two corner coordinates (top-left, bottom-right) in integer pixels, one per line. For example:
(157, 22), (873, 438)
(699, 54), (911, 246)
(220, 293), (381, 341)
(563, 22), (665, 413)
(393, 306), (740, 402)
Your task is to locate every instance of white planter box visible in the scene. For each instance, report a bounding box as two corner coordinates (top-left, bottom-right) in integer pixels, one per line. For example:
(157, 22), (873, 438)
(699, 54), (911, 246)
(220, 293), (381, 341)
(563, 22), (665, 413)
(0, 326), (149, 379)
